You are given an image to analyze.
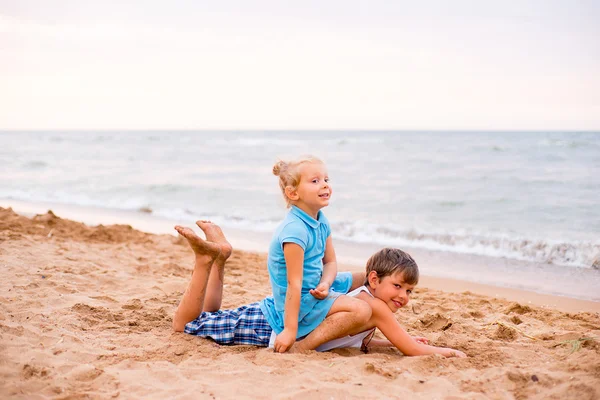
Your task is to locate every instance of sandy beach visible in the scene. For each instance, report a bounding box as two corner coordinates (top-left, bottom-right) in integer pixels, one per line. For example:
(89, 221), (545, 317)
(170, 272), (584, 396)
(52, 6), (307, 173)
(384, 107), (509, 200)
(1, 207), (599, 399)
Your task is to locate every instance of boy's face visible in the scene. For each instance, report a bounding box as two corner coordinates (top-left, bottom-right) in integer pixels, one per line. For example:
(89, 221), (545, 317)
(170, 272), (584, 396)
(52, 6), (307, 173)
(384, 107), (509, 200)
(369, 270), (415, 312)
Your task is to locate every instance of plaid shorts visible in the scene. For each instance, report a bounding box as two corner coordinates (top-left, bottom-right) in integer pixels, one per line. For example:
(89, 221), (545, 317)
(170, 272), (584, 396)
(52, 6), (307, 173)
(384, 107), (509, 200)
(184, 302), (272, 346)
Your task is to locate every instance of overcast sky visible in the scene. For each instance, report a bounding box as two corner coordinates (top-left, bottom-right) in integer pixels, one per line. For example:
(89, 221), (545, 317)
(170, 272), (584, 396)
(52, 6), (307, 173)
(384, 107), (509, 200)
(1, 0), (599, 130)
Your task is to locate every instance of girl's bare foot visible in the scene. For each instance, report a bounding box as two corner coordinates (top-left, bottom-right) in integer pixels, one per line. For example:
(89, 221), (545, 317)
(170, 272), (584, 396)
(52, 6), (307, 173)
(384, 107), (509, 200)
(195, 220), (233, 260)
(174, 225), (221, 260)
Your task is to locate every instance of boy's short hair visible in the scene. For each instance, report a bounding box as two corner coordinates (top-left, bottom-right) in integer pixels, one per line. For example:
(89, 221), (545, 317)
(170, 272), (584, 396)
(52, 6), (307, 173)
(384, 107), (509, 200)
(365, 248), (419, 286)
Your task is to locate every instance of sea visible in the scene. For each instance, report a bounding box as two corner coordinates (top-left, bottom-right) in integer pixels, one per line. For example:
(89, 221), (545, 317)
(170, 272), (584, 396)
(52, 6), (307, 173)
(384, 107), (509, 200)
(1, 130), (599, 301)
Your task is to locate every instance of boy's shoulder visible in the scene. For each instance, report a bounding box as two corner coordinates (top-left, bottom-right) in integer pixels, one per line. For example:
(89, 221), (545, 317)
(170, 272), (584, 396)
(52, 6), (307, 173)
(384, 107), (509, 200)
(356, 292), (395, 318)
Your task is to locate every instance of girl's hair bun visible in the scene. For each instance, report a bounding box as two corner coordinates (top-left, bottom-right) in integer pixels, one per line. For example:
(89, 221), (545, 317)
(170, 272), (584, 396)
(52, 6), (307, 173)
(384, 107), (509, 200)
(273, 160), (286, 176)
(272, 155), (322, 208)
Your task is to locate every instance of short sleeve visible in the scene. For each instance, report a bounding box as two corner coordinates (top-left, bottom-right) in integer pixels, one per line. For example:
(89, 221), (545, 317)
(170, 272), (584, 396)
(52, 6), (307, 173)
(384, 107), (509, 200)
(278, 221), (309, 250)
(320, 213), (332, 238)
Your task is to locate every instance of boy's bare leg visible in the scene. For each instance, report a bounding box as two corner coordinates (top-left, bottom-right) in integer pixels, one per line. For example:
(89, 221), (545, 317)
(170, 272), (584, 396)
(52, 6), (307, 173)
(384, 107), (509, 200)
(195, 220), (233, 312)
(291, 295), (371, 352)
(172, 225), (222, 332)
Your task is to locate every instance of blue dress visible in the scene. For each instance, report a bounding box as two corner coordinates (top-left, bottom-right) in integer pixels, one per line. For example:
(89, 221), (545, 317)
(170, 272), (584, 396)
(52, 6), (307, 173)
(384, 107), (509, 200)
(259, 206), (352, 338)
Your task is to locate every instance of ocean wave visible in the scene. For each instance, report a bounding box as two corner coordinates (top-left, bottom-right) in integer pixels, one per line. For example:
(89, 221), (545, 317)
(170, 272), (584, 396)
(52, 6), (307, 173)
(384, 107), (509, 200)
(152, 207), (281, 233)
(0, 189), (151, 212)
(331, 221), (599, 269)
(2, 187), (598, 268)
(538, 138), (598, 149)
(144, 205), (600, 269)
(159, 209), (600, 268)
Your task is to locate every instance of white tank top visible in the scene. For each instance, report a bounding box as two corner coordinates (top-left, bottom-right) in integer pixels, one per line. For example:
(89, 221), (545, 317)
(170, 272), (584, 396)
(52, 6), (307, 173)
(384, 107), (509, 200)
(268, 285), (375, 352)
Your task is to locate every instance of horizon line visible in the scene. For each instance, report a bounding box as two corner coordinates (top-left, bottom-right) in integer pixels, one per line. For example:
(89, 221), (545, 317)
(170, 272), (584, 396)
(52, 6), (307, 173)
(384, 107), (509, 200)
(1, 128), (599, 133)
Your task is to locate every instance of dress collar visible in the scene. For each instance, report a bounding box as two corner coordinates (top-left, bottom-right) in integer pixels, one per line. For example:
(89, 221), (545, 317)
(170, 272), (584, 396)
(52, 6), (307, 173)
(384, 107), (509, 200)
(290, 205), (321, 228)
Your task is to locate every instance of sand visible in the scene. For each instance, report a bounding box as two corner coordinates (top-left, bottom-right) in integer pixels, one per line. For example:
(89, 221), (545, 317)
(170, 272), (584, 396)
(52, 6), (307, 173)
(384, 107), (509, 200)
(1, 207), (599, 399)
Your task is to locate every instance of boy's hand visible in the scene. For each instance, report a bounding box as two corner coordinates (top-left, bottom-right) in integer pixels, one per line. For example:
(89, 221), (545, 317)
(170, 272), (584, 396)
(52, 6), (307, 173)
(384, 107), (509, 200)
(309, 282), (330, 300)
(444, 348), (467, 358)
(274, 328), (296, 353)
(413, 336), (429, 345)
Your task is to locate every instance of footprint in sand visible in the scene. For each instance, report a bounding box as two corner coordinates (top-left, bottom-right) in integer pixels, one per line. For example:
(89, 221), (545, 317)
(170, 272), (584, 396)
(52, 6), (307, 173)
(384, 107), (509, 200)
(419, 313), (453, 331)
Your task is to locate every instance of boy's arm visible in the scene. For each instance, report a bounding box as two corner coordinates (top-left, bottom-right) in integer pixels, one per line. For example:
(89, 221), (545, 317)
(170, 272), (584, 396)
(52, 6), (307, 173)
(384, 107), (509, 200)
(369, 299), (466, 358)
(366, 336), (428, 348)
(364, 337), (428, 349)
(366, 338), (393, 348)
(310, 236), (337, 300)
(274, 242), (304, 353)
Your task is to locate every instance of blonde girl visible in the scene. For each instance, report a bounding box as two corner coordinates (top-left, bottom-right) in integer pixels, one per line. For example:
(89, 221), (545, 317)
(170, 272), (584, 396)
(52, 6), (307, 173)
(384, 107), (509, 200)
(259, 156), (371, 353)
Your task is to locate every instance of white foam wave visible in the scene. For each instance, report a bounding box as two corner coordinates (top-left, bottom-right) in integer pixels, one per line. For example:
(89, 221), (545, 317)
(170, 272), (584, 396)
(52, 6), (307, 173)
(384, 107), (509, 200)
(2, 188), (598, 269)
(331, 221), (599, 269)
(152, 207), (280, 233)
(148, 207), (600, 269)
(0, 189), (150, 213)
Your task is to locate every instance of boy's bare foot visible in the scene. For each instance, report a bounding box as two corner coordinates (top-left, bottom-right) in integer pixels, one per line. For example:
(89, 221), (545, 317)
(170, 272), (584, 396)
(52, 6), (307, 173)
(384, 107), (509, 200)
(196, 220), (233, 261)
(174, 225), (221, 259)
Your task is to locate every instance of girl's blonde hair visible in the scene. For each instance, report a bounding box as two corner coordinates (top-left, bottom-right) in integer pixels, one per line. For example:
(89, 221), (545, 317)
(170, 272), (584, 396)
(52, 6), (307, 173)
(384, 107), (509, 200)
(273, 155), (324, 207)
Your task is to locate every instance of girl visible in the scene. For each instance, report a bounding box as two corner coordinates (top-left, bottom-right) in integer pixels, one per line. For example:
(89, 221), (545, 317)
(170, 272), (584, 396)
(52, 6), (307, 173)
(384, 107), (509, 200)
(258, 156), (371, 353)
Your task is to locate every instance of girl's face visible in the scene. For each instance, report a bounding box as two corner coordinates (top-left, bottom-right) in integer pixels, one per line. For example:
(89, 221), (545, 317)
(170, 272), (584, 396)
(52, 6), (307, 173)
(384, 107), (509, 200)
(288, 162), (332, 217)
(368, 270), (415, 312)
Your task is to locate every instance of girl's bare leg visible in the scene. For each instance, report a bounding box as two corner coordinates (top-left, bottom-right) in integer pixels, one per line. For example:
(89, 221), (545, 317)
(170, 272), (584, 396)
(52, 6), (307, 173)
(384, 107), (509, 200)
(290, 273), (367, 350)
(194, 220), (233, 312)
(349, 272), (366, 291)
(172, 225), (222, 332)
(291, 295), (372, 351)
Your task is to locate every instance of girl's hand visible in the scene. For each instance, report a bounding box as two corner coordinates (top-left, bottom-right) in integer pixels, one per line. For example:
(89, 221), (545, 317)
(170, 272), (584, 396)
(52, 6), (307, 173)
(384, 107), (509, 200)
(309, 282), (330, 300)
(413, 336), (429, 344)
(274, 328), (297, 353)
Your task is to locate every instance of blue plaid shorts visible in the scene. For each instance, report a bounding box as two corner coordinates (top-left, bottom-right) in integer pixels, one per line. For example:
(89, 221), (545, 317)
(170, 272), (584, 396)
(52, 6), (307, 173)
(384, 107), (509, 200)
(184, 302), (272, 346)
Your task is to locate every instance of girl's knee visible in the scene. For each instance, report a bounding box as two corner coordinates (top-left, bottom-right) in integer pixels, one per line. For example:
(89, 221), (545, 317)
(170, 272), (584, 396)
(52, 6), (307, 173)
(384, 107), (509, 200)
(343, 297), (371, 322)
(330, 296), (372, 322)
(355, 300), (372, 323)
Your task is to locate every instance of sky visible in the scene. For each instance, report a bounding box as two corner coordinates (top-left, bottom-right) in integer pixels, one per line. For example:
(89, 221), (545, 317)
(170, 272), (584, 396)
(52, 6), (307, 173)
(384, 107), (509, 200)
(1, 0), (599, 130)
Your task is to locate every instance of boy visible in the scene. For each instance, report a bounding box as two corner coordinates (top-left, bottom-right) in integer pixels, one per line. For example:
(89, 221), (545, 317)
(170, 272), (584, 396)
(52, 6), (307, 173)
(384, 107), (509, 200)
(312, 248), (467, 357)
(171, 221), (466, 357)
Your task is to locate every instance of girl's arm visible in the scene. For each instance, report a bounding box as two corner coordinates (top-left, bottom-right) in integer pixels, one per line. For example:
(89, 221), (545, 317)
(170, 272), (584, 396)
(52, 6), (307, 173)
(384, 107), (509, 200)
(369, 299), (466, 358)
(274, 242), (304, 353)
(310, 236), (337, 299)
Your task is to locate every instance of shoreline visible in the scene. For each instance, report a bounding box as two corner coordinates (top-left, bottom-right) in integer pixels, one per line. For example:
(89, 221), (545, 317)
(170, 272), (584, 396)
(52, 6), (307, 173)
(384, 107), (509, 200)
(2, 198), (599, 312)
